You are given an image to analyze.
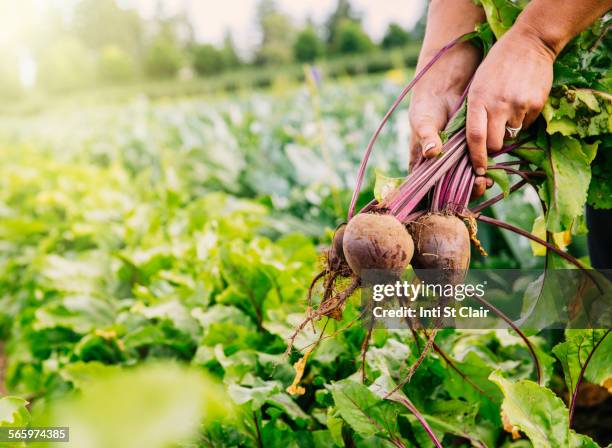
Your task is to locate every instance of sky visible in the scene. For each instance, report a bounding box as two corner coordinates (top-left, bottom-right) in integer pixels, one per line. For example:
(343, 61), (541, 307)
(121, 0), (427, 54)
(0, 0), (426, 86)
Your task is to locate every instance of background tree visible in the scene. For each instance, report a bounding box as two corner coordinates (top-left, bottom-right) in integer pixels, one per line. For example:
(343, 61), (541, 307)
(381, 23), (412, 49)
(144, 28), (183, 79)
(72, 0), (144, 58)
(37, 36), (96, 92)
(0, 49), (23, 99)
(325, 0), (361, 46)
(98, 45), (137, 83)
(220, 32), (241, 68)
(191, 44), (225, 76)
(410, 10), (427, 42)
(254, 0), (295, 65)
(333, 19), (374, 54)
(293, 27), (324, 62)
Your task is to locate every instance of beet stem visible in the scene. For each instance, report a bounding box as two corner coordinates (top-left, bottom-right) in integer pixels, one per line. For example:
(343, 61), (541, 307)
(477, 214), (604, 293)
(392, 396), (443, 448)
(432, 342), (489, 396)
(390, 137), (467, 220)
(387, 133), (466, 210)
(436, 157), (461, 211)
(492, 138), (531, 158)
(448, 78), (472, 119)
(470, 180), (528, 213)
(568, 329), (611, 426)
(476, 215), (587, 270)
(347, 35), (471, 219)
(488, 165), (544, 180)
(470, 293), (542, 384)
(360, 321), (374, 383)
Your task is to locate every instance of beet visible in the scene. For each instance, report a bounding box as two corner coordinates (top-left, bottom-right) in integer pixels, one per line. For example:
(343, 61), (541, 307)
(328, 223), (346, 268)
(342, 213), (414, 276)
(410, 214), (470, 284)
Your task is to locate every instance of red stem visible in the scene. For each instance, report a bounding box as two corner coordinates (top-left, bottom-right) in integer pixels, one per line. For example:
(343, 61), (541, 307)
(569, 329), (611, 425)
(470, 180), (528, 213)
(386, 132), (465, 209)
(488, 165), (545, 179)
(476, 215), (587, 270)
(492, 139), (531, 158)
(348, 35), (471, 219)
(477, 214), (603, 293)
(470, 293), (542, 384)
(394, 396), (443, 448)
(391, 136), (467, 220)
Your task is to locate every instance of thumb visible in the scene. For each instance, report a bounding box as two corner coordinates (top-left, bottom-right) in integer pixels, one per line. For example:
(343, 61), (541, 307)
(416, 123), (444, 159)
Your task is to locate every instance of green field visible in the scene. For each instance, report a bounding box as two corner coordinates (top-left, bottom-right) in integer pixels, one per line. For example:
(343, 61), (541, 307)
(0, 75), (609, 448)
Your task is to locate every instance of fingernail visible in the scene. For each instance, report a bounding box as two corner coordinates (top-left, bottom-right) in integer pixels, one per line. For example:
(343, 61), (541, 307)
(422, 142), (436, 157)
(475, 167), (486, 176)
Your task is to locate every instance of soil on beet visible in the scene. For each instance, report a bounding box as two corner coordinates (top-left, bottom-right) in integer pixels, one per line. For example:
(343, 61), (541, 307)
(342, 214), (414, 276)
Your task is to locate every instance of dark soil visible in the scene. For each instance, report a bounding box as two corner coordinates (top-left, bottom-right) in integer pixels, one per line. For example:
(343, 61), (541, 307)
(573, 394), (612, 446)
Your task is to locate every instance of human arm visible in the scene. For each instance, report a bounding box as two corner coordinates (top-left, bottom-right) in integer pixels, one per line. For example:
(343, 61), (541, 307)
(408, 0), (488, 193)
(465, 0), (612, 174)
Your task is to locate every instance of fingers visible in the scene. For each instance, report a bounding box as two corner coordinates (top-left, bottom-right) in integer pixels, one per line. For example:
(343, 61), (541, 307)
(487, 110), (507, 153)
(470, 100), (526, 171)
(417, 123), (444, 159)
(470, 176), (494, 200)
(466, 101), (488, 176)
(504, 109), (527, 142)
(506, 111), (525, 131)
(523, 109), (540, 129)
(409, 100), (447, 163)
(487, 107), (525, 150)
(471, 176), (487, 200)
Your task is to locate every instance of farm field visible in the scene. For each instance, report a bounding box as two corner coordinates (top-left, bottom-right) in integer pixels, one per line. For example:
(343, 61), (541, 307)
(0, 74), (610, 448)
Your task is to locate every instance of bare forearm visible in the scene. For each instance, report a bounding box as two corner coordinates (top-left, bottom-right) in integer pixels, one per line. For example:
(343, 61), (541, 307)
(415, 0), (485, 93)
(409, 0), (486, 170)
(418, 0), (484, 63)
(513, 0), (612, 57)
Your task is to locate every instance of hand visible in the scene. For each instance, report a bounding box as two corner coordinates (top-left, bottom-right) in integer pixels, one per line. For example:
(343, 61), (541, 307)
(409, 41), (492, 196)
(466, 25), (556, 177)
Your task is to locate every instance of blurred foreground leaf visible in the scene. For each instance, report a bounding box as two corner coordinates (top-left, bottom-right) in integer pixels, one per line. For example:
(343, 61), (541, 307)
(34, 363), (230, 448)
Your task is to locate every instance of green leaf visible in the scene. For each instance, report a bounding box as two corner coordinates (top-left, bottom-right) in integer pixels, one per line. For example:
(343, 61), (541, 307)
(570, 433), (600, 448)
(329, 379), (401, 440)
(487, 166), (510, 197)
(489, 372), (596, 448)
(477, 0), (525, 38)
(540, 134), (595, 232)
(552, 19), (611, 91)
(373, 170), (403, 203)
(440, 99), (467, 142)
(407, 400), (497, 448)
(33, 295), (116, 334)
(0, 397), (30, 427)
(588, 143), (612, 209)
(543, 89), (612, 138)
(553, 330), (612, 399)
(59, 361), (122, 390)
(37, 363), (229, 448)
(228, 379), (283, 409)
(442, 350), (503, 424)
(326, 409), (345, 447)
